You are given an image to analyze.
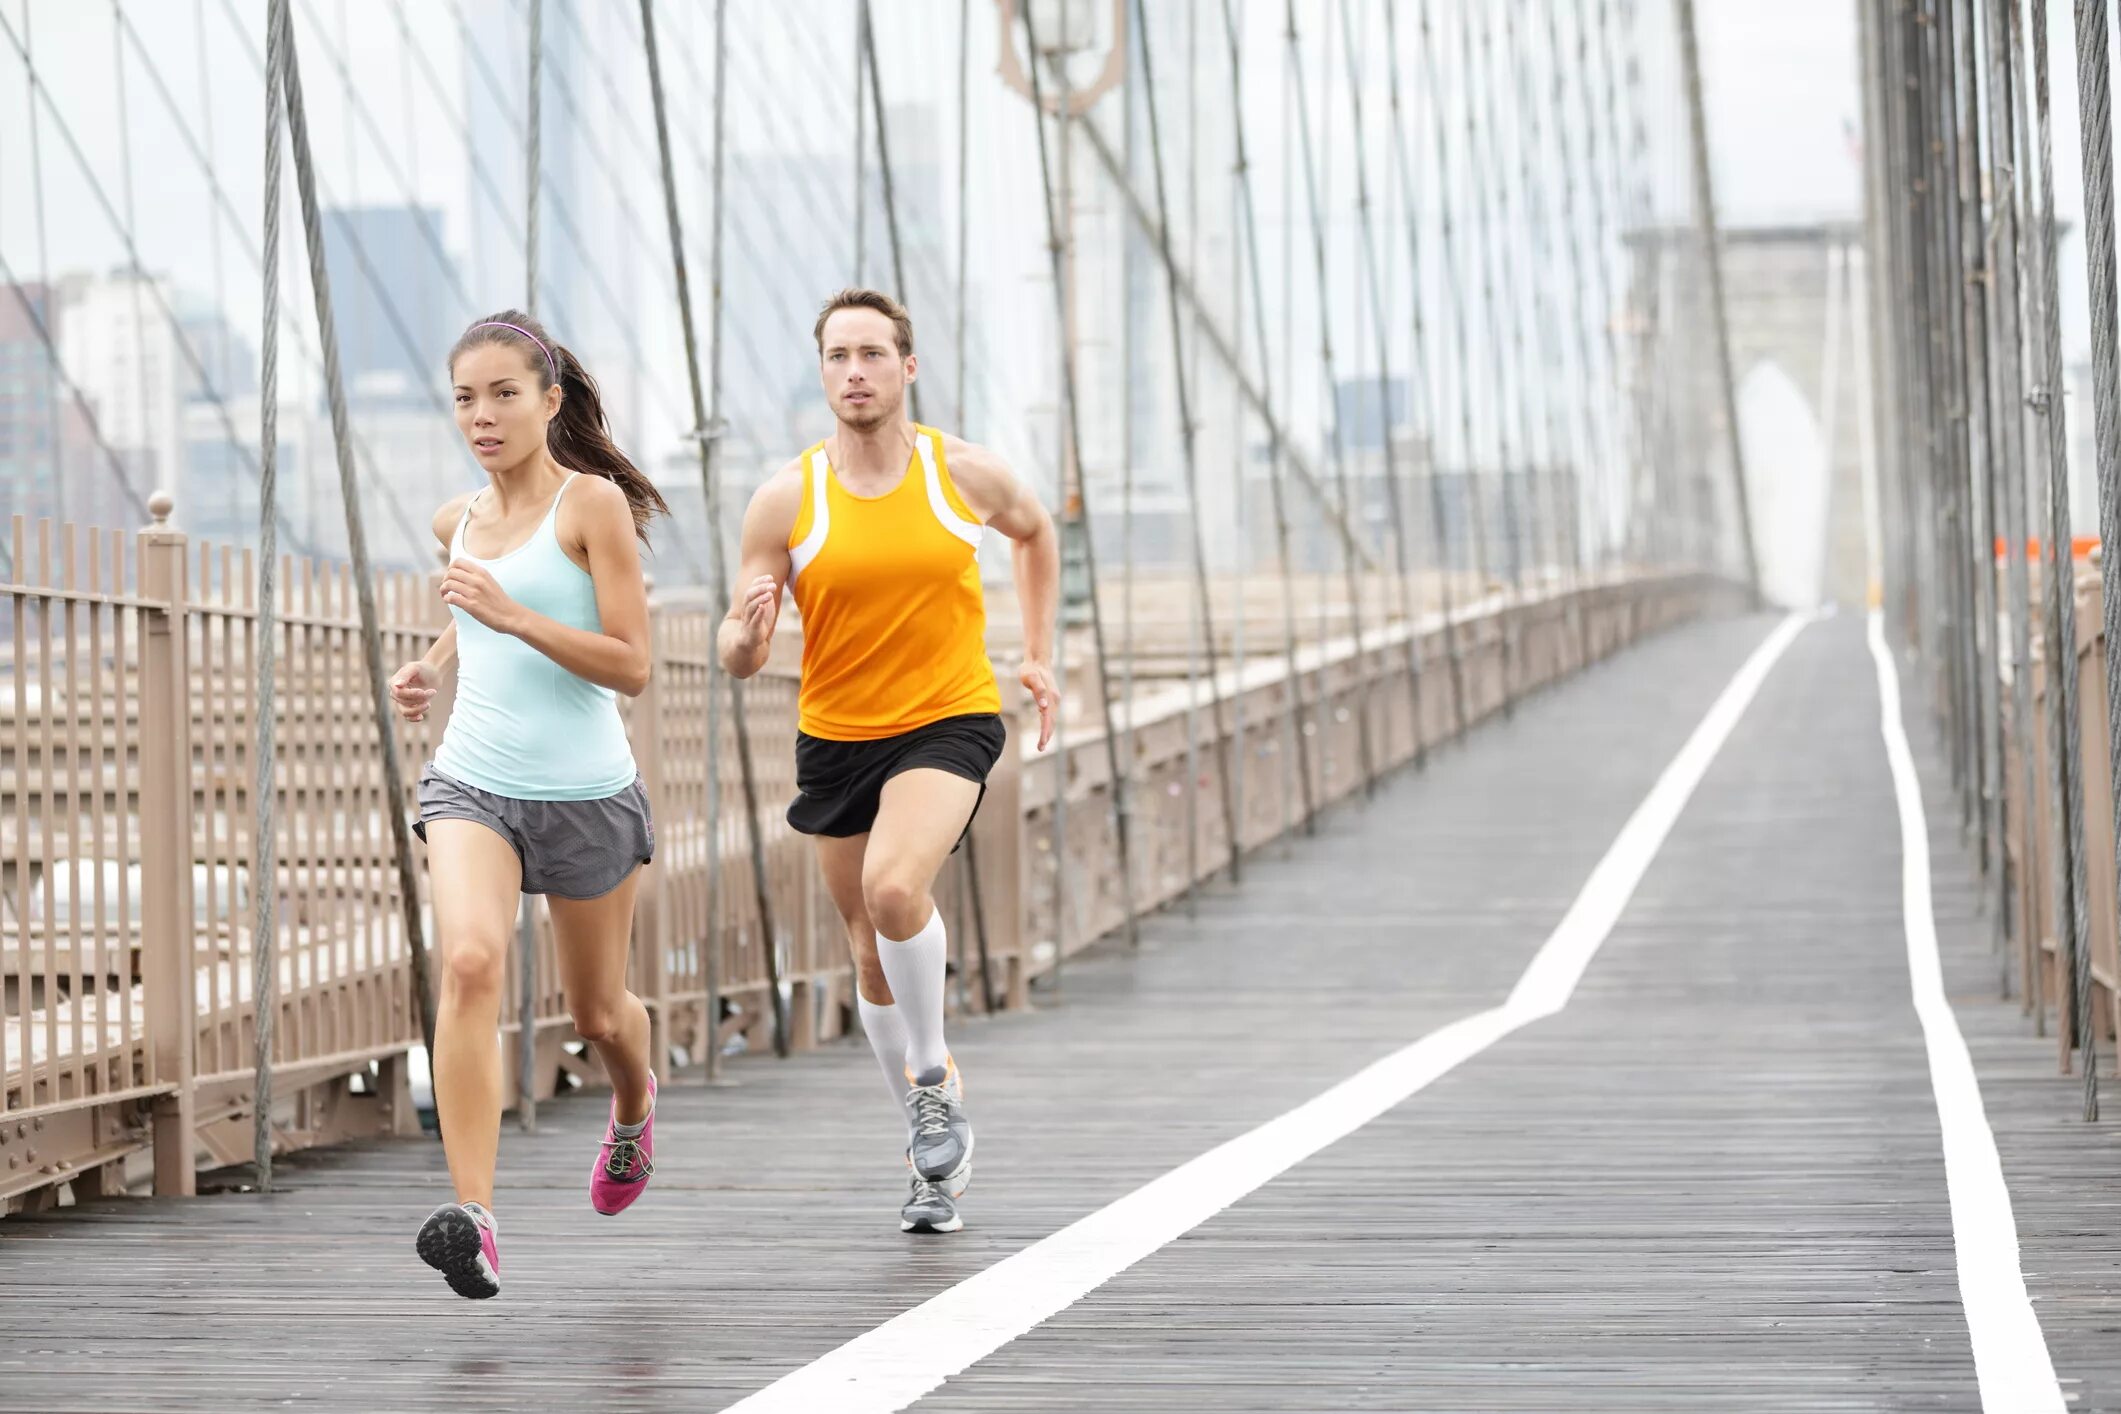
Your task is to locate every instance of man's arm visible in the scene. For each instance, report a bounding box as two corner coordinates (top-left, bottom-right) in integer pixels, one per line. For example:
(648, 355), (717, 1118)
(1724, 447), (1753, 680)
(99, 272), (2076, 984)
(718, 461), (802, 679)
(943, 437), (1060, 750)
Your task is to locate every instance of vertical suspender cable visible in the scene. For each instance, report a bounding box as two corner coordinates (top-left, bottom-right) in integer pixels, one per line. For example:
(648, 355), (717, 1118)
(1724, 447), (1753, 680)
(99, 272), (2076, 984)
(1414, 0), (1496, 701)
(252, 0), (289, 1195)
(1537, 0), (1602, 664)
(1674, 0), (1762, 604)
(1336, 0), (1429, 763)
(272, 0), (440, 1060)
(2008, 0), (2053, 1025)
(1019, 1), (1143, 954)
(1218, 0), (1322, 831)
(1929, 0), (1975, 806)
(1952, 0), (2004, 891)
(1136, 0), (1244, 880)
(952, 0), (997, 1015)
(1463, 0), (1527, 709)
(1619, 0), (1672, 577)
(1182, 0), (1205, 903)
(517, 0), (543, 1134)
(1507, 0), (1574, 631)
(700, 0), (729, 1077)
(1572, 0), (1622, 588)
(640, 0), (788, 1058)
(854, 21), (867, 284)
(1285, 0), (1379, 794)
(2070, 0), (2121, 1116)
(1980, 0), (2037, 998)
(1939, 0), (1986, 855)
(1379, 1), (1469, 734)
(2029, 0), (2097, 1091)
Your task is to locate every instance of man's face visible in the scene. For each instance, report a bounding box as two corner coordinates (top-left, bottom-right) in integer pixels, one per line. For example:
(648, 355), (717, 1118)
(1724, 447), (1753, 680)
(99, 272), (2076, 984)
(820, 307), (915, 430)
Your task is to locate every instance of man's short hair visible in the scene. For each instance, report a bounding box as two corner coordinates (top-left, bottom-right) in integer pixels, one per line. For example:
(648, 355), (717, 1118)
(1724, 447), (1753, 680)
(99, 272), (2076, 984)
(814, 287), (914, 357)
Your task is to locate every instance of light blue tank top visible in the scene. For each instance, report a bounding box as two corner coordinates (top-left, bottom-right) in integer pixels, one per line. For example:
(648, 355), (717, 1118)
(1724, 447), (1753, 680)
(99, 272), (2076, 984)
(431, 474), (637, 801)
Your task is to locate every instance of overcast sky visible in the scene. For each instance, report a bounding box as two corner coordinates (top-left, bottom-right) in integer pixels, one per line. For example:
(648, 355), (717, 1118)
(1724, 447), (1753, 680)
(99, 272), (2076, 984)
(0, 0), (2103, 541)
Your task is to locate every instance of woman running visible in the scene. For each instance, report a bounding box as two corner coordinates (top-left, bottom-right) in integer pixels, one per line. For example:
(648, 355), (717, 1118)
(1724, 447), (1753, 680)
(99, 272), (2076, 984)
(388, 311), (667, 1300)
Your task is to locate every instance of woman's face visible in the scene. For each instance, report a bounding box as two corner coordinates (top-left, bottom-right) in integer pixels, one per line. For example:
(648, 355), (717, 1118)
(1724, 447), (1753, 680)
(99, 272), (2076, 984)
(452, 342), (558, 470)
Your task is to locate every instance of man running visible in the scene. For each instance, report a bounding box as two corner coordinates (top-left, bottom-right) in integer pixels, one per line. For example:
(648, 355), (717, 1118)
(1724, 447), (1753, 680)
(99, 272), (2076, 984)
(719, 288), (1058, 1234)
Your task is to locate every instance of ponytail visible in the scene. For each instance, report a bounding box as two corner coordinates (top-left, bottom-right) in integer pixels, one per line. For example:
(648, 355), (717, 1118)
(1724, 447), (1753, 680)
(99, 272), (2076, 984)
(449, 310), (670, 542)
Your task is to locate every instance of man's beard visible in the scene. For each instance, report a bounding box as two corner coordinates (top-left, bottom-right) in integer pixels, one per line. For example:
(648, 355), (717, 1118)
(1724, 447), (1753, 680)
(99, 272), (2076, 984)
(837, 392), (896, 428)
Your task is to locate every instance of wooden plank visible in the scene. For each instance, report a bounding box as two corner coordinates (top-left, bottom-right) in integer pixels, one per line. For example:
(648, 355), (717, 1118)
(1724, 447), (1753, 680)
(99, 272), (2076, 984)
(0, 612), (1773, 1410)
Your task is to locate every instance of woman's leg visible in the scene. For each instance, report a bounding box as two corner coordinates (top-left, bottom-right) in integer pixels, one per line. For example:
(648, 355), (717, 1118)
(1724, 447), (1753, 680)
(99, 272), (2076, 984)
(423, 820), (523, 1209)
(547, 866), (653, 1124)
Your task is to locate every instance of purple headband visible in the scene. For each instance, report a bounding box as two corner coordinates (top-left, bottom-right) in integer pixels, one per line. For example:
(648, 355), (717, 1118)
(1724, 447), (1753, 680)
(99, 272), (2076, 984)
(474, 321), (557, 381)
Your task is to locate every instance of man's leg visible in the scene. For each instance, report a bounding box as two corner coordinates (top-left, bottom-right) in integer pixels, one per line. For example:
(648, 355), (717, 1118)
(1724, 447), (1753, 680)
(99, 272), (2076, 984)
(864, 768), (982, 1187)
(815, 832), (915, 1138)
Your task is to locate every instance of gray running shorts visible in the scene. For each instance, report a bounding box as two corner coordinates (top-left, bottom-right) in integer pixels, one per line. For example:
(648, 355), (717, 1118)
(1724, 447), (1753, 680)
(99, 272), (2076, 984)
(414, 764), (654, 900)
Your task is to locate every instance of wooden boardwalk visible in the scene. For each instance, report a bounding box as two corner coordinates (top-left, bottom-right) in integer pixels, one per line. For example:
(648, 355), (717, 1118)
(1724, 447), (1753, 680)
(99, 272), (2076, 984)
(5, 611), (2119, 1412)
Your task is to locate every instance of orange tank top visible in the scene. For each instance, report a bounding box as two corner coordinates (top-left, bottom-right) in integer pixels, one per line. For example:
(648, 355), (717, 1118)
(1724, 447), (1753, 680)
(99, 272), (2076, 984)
(786, 425), (1002, 741)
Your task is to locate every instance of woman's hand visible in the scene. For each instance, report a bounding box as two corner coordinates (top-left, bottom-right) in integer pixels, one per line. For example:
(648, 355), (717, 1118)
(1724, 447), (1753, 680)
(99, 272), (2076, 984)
(390, 660), (441, 723)
(439, 559), (523, 635)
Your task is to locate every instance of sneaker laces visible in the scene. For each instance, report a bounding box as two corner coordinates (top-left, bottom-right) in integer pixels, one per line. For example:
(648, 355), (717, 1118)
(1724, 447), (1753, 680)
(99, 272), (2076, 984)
(601, 1134), (652, 1179)
(909, 1084), (954, 1139)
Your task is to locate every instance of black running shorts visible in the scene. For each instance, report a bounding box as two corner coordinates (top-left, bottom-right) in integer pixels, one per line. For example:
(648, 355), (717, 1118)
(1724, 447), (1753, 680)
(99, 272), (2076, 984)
(786, 712), (1007, 851)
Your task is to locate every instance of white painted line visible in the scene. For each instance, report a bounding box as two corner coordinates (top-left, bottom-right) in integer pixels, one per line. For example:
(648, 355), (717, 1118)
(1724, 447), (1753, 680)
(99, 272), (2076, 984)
(720, 615), (1811, 1414)
(1508, 611), (1812, 1018)
(1866, 609), (2066, 1414)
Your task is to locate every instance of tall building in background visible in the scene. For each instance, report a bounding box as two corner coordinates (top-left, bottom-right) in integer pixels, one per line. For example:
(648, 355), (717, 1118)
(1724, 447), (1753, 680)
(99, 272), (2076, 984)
(56, 270), (183, 526)
(323, 205), (459, 406)
(0, 283), (69, 525)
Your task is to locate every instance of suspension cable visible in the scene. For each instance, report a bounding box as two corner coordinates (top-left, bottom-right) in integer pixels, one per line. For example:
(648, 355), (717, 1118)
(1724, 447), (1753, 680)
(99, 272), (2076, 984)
(1136, 0), (1244, 879)
(250, 0), (290, 1194)
(1217, 0), (1321, 832)
(2027, 0), (2096, 1099)
(1285, 0), (1379, 795)
(1019, 0), (1144, 953)
(638, 0), (788, 1058)
(273, 0), (439, 1058)
(1336, 0), (1429, 764)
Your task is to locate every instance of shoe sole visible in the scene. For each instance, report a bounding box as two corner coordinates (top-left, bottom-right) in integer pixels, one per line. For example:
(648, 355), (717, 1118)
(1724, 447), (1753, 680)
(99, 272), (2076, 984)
(416, 1206), (499, 1300)
(942, 1154), (972, 1200)
(592, 1174), (651, 1216)
(901, 1209), (965, 1234)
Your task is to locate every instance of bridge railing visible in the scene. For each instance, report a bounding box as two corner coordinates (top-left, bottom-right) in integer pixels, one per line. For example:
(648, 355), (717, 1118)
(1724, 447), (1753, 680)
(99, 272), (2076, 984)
(2, 500), (1734, 1211)
(2003, 564), (2121, 1068)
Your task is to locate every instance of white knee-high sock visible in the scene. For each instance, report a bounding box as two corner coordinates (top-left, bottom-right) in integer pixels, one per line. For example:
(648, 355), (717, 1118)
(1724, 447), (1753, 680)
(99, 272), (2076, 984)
(857, 995), (914, 1138)
(876, 907), (950, 1080)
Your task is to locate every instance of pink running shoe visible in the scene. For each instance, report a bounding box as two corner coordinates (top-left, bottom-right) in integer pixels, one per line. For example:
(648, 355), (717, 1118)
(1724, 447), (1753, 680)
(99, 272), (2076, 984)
(416, 1201), (499, 1300)
(591, 1073), (656, 1215)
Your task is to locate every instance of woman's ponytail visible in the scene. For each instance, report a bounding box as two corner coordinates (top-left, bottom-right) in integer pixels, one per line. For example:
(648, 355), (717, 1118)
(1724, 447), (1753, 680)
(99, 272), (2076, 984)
(449, 310), (670, 542)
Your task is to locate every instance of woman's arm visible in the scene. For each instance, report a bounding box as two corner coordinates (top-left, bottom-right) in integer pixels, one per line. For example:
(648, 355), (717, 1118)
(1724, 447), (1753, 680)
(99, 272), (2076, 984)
(438, 476), (654, 696)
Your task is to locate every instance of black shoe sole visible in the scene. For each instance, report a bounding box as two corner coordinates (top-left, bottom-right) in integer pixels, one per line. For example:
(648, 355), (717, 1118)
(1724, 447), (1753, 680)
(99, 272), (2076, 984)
(416, 1205), (498, 1300)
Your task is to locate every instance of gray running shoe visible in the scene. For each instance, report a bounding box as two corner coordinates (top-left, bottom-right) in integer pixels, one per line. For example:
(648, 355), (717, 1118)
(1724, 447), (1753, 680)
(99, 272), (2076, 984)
(900, 1173), (963, 1234)
(902, 1057), (973, 1187)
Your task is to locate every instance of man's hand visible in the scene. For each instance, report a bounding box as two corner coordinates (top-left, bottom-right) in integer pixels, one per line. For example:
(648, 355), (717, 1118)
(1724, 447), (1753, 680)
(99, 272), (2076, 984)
(737, 574), (780, 654)
(390, 660), (441, 723)
(1019, 658), (1058, 752)
(440, 559), (523, 635)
